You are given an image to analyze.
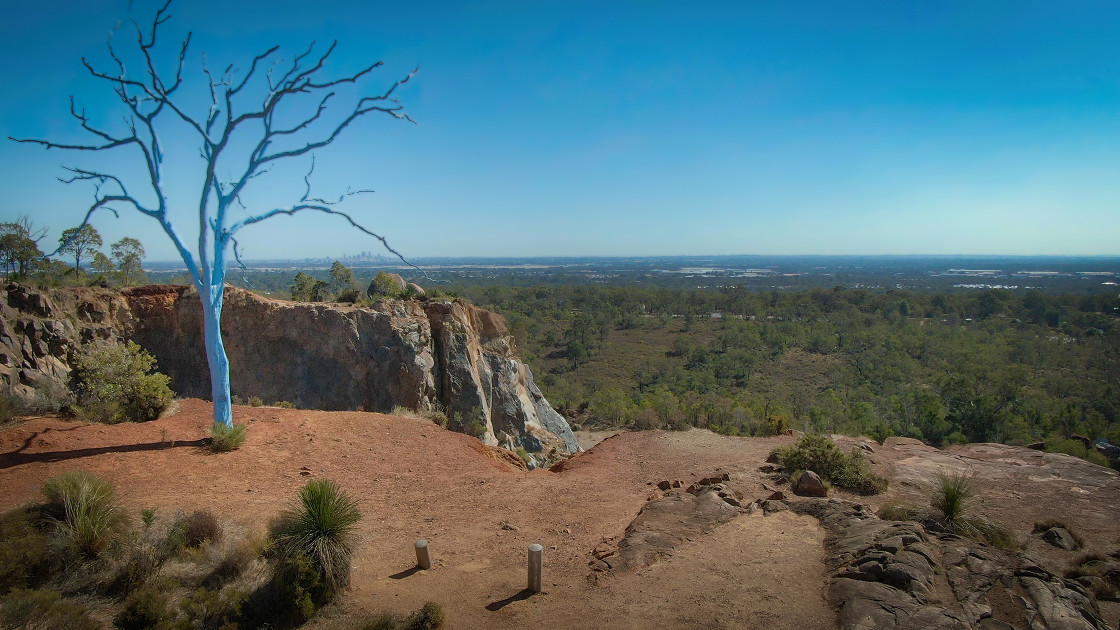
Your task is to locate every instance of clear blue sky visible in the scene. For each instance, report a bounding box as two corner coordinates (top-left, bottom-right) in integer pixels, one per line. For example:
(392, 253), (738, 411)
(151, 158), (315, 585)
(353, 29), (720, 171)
(2, 0), (1119, 261)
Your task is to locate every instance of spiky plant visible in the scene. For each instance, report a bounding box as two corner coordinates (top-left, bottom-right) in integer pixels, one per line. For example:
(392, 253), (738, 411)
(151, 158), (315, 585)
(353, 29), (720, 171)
(930, 471), (975, 524)
(271, 480), (361, 592)
(210, 422), (247, 452)
(41, 470), (127, 557)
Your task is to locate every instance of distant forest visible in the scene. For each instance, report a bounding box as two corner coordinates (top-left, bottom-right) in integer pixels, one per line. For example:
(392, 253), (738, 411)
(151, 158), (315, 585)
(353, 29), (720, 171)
(163, 264), (1120, 457)
(452, 285), (1119, 447)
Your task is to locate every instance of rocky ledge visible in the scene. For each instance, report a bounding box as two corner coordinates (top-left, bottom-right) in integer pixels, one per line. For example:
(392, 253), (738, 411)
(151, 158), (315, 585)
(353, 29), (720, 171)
(0, 283), (579, 465)
(791, 498), (1112, 630)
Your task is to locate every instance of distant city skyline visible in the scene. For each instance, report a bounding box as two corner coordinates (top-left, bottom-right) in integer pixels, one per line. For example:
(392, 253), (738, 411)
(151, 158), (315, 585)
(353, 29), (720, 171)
(3, 0), (1119, 261)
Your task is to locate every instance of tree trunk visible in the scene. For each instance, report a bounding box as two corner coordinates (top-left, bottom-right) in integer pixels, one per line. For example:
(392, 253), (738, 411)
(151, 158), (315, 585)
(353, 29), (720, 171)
(201, 284), (234, 427)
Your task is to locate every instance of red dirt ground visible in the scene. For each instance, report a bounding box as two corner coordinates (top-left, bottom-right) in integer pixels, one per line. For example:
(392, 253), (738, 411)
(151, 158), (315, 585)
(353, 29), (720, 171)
(0, 400), (834, 630)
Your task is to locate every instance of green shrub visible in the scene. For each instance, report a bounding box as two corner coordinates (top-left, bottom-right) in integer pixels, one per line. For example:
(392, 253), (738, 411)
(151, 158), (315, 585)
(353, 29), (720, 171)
(19, 380), (76, 415)
(70, 341), (173, 423)
(0, 394), (13, 424)
(210, 423), (247, 452)
(515, 448), (532, 466)
(243, 552), (321, 627)
(41, 470), (127, 557)
(944, 431), (969, 446)
(273, 401), (295, 409)
(0, 508), (49, 595)
(108, 538), (164, 596)
(270, 480), (361, 594)
(1044, 437), (1111, 467)
(114, 585), (170, 630)
(202, 540), (258, 590)
(248, 396), (263, 407)
(180, 510), (222, 548)
(369, 271), (405, 298)
(357, 602), (446, 630)
(177, 586), (247, 629)
(403, 602), (447, 630)
(140, 508), (156, 530)
(771, 434), (888, 495)
(0, 588), (102, 630)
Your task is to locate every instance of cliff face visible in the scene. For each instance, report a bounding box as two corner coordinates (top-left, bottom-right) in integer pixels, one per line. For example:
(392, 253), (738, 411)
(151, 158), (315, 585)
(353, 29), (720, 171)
(0, 283), (579, 462)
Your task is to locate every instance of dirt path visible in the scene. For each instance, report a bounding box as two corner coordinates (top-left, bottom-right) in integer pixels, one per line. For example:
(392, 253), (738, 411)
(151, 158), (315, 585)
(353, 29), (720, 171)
(0, 400), (834, 629)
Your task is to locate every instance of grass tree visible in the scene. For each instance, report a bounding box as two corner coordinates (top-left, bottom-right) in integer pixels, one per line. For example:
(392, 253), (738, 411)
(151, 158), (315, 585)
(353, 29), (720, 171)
(11, 0), (417, 428)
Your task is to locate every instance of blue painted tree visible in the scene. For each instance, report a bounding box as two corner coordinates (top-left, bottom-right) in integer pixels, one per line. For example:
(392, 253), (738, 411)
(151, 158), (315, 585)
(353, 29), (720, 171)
(11, 0), (416, 428)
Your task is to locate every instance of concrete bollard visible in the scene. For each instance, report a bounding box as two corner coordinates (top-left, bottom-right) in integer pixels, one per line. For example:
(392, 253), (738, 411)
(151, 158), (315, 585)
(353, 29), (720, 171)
(415, 539), (431, 570)
(527, 543), (543, 593)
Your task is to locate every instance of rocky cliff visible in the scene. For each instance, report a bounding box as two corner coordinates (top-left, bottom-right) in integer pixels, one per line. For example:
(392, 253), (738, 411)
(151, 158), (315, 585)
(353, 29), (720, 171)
(0, 283), (579, 463)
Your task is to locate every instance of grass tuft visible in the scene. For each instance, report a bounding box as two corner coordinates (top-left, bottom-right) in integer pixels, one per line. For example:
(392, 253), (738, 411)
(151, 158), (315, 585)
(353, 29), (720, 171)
(41, 470), (127, 558)
(881, 471), (1015, 549)
(270, 479), (361, 594)
(210, 422), (247, 452)
(931, 471), (974, 524)
(1032, 519), (1085, 550)
(0, 588), (102, 630)
(0, 507), (50, 595)
(357, 601), (446, 630)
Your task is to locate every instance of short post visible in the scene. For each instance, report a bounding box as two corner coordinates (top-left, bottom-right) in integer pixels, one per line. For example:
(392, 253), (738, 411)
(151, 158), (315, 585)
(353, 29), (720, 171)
(415, 539), (431, 570)
(527, 543), (543, 593)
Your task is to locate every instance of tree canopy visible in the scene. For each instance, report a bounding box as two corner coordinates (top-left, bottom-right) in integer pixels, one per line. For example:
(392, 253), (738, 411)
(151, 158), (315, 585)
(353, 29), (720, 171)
(58, 224), (102, 275)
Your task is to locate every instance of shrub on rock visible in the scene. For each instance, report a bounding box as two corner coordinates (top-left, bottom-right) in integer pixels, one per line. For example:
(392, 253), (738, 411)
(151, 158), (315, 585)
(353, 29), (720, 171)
(771, 434), (888, 495)
(70, 341), (172, 423)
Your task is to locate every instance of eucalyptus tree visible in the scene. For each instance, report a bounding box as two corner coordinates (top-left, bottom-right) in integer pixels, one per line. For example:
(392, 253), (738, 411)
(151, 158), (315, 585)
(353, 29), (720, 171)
(0, 216), (47, 279)
(11, 0), (417, 427)
(58, 224), (102, 275)
(91, 251), (116, 277)
(111, 237), (145, 285)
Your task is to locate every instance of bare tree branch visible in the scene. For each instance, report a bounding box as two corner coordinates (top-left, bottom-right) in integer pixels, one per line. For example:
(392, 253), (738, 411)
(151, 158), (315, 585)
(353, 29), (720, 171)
(227, 203), (421, 274)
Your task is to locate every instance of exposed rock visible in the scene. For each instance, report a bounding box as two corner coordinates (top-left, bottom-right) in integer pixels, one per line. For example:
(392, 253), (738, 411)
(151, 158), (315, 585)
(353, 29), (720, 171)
(1042, 527), (1079, 551)
(367, 273), (407, 296)
(790, 498), (1111, 630)
(794, 470), (828, 497)
(1096, 440), (1120, 462)
(0, 284), (580, 463)
(589, 489), (740, 577)
(407, 283), (425, 296)
(761, 499), (788, 514)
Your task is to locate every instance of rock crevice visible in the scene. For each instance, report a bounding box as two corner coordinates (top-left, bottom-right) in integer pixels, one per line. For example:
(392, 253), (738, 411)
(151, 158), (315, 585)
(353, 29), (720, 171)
(791, 498), (1111, 630)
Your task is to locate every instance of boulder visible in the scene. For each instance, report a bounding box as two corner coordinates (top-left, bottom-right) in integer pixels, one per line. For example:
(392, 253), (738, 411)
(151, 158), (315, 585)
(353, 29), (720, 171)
(794, 470), (828, 497)
(367, 272), (408, 297)
(1041, 527), (1078, 551)
(1095, 440), (1120, 461)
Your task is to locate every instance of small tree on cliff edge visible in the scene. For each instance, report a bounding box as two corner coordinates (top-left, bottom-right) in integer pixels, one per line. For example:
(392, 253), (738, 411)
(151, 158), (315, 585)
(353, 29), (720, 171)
(11, 0), (417, 428)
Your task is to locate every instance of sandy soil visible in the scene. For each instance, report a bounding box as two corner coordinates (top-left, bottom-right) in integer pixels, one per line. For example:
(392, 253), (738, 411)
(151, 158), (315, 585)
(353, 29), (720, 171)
(0, 400), (833, 630)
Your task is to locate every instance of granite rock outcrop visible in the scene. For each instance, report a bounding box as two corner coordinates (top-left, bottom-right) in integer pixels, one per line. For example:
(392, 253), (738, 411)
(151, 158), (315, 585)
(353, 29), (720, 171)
(0, 283), (579, 463)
